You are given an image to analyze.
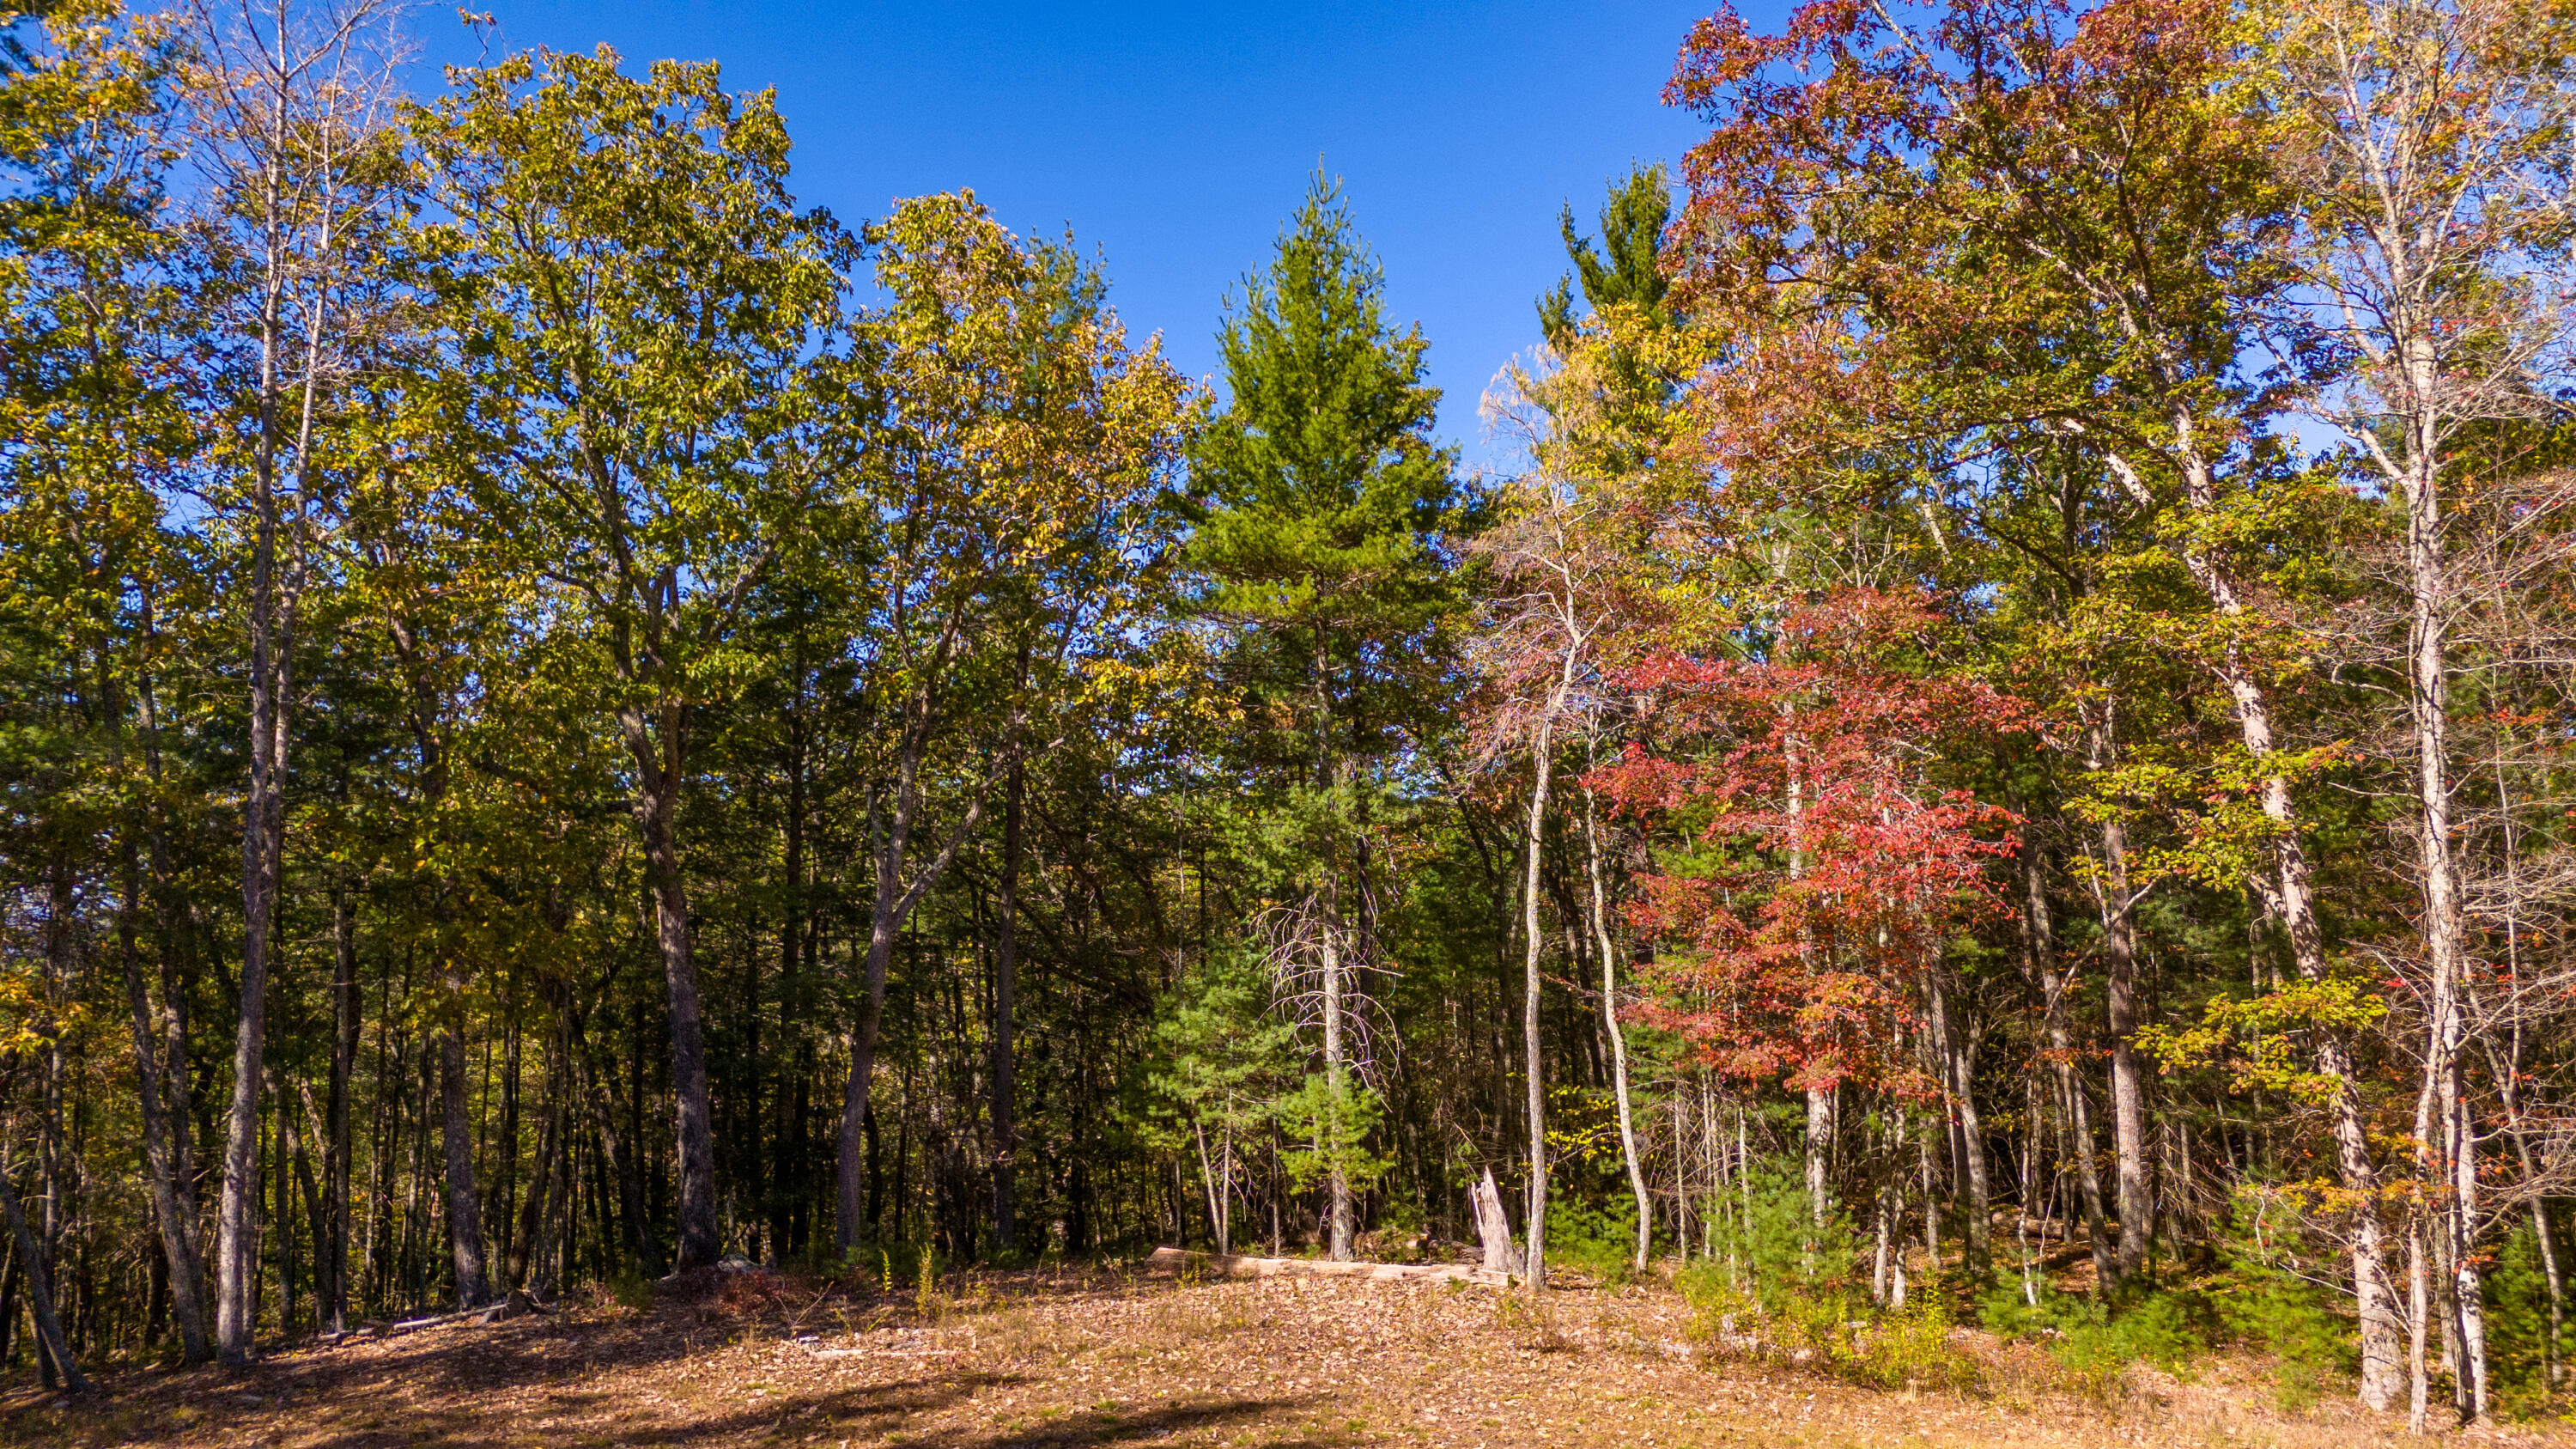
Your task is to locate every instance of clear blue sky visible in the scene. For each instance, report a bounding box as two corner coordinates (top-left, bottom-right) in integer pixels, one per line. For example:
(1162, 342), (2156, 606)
(412, 3), (1754, 471)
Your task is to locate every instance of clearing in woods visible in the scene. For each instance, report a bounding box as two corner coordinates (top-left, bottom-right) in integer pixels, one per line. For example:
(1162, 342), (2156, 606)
(0, 1263), (2560, 1448)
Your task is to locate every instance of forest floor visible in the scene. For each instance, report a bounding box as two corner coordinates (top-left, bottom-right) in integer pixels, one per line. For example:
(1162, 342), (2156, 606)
(2, 1259), (2570, 1449)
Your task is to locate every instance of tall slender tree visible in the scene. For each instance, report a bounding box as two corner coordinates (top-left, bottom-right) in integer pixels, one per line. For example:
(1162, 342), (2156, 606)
(179, 0), (405, 1361)
(1184, 174), (1463, 1263)
(408, 46), (851, 1272)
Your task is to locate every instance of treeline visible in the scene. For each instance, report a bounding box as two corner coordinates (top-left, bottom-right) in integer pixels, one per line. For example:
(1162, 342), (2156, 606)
(4, 0), (2574, 1433)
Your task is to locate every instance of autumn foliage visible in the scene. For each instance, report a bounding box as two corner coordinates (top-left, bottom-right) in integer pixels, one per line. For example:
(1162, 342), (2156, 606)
(1591, 590), (2021, 1097)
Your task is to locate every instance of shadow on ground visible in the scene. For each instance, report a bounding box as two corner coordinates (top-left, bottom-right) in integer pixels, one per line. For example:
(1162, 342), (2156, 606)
(0, 1306), (1032, 1448)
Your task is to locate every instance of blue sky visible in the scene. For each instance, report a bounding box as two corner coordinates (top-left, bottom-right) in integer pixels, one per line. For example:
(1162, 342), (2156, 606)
(412, 3), (1746, 471)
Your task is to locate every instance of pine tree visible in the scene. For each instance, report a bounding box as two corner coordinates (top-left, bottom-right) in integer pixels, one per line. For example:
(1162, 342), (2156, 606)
(1183, 172), (1463, 1262)
(1536, 161), (1673, 350)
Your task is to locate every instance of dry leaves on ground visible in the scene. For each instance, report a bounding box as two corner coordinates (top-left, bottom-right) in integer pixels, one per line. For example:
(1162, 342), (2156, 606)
(1, 1264), (2567, 1448)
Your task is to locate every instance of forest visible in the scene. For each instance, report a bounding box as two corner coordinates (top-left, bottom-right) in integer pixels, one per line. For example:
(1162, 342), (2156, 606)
(3, 0), (2574, 1439)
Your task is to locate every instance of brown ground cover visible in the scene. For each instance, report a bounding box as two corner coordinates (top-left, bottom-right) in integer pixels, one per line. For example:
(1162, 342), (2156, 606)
(1, 1263), (2567, 1448)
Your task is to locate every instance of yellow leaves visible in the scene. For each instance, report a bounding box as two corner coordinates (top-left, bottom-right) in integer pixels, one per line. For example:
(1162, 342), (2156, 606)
(0, 965), (84, 1059)
(2136, 975), (2390, 1103)
(856, 190), (1195, 652)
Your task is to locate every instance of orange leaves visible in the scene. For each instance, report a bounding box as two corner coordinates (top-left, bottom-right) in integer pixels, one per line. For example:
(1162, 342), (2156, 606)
(1591, 588), (2024, 1093)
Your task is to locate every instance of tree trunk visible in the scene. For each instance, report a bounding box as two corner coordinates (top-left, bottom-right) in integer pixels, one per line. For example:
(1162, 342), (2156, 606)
(1473, 1168), (1516, 1275)
(2160, 439), (2407, 1408)
(773, 674), (807, 1263)
(2396, 362), (2485, 1422)
(324, 884), (356, 1333)
(1930, 977), (1990, 1277)
(1322, 877), (1356, 1263)
(1583, 789), (1652, 1272)
(511, 1054), (560, 1291)
(0, 1161), (86, 1393)
(581, 1039), (657, 1275)
(1194, 1123), (1229, 1256)
(992, 758), (1024, 1253)
(218, 495), (289, 1365)
(282, 1075), (328, 1337)
(439, 988), (491, 1307)
(2409, 1214), (2432, 1436)
(619, 714), (720, 1273)
(1519, 724), (1556, 1288)
(118, 837), (210, 1362)
(837, 742), (987, 1256)
(1806, 1087), (1835, 1240)
(840, 811), (906, 1257)
(2023, 840), (2114, 1283)
(2083, 715), (2154, 1280)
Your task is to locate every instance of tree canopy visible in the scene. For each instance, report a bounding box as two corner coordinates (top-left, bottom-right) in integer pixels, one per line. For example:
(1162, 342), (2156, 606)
(5, 0), (2576, 1431)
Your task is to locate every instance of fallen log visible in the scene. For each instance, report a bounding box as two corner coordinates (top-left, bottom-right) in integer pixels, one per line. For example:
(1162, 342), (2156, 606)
(1143, 1246), (1513, 1288)
(355, 1290), (547, 1339)
(381, 1309), (478, 1335)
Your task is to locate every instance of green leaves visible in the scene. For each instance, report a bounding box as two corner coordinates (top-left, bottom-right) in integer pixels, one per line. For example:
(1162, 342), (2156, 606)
(1185, 173), (1461, 647)
(1137, 947), (1297, 1150)
(406, 45), (851, 701)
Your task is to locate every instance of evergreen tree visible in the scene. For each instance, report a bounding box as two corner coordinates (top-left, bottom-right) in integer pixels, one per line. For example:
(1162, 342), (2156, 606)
(1182, 172), (1465, 1261)
(1536, 161), (1672, 349)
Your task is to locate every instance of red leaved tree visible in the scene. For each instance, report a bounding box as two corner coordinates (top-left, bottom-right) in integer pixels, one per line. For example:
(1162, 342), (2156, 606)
(1591, 588), (2020, 1243)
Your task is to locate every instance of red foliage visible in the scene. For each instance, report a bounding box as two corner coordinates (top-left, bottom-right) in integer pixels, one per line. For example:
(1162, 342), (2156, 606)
(1589, 589), (2022, 1095)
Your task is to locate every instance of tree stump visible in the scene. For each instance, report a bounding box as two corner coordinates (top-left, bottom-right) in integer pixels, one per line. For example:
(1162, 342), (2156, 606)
(1471, 1168), (1516, 1276)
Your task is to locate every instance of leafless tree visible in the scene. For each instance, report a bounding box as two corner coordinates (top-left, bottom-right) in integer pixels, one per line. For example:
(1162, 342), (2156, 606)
(176, 0), (410, 1362)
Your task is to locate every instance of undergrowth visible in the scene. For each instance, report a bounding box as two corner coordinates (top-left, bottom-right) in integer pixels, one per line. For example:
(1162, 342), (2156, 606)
(1980, 1283), (2204, 1398)
(1978, 1202), (2357, 1406)
(1548, 1195), (1649, 1288)
(1676, 1167), (1979, 1393)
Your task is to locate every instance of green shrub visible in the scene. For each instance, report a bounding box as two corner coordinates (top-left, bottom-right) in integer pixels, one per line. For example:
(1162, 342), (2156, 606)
(1975, 1280), (2050, 1341)
(1979, 1282), (2204, 1398)
(1677, 1257), (1759, 1342)
(1548, 1193), (1646, 1287)
(609, 1264), (653, 1312)
(2215, 1264), (2351, 1409)
(1375, 1197), (1423, 1239)
(2210, 1197), (2358, 1409)
(2057, 1292), (2202, 1392)
(2482, 1224), (2561, 1416)
(1856, 1299), (1976, 1393)
(841, 1239), (928, 1294)
(1682, 1253), (1977, 1392)
(1699, 1161), (1864, 1313)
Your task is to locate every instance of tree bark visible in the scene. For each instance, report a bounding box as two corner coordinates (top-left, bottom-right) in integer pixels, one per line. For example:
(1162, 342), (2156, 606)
(1930, 976), (1990, 1276)
(217, 482), (288, 1365)
(2022, 839), (2114, 1283)
(773, 666), (808, 1263)
(1519, 726), (1557, 1288)
(1783, 712), (1833, 1242)
(1473, 1168), (1516, 1275)
(2139, 437), (2407, 1406)
(1583, 789), (1652, 1272)
(837, 745), (986, 1255)
(618, 704), (720, 1272)
(1322, 873), (1356, 1263)
(2082, 714), (2154, 1280)
(510, 1046), (562, 1290)
(118, 837), (210, 1362)
(323, 884), (356, 1332)
(439, 987), (491, 1307)
(580, 1036), (657, 1275)
(2392, 331), (2486, 1422)
(0, 1160), (86, 1393)
(992, 757), (1024, 1253)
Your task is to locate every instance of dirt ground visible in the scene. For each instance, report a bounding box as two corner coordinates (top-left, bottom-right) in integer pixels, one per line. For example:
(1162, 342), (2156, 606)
(3, 1263), (2570, 1448)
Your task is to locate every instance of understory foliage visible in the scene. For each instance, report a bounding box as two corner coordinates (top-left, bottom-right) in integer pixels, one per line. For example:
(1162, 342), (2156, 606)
(3, 0), (2576, 1432)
